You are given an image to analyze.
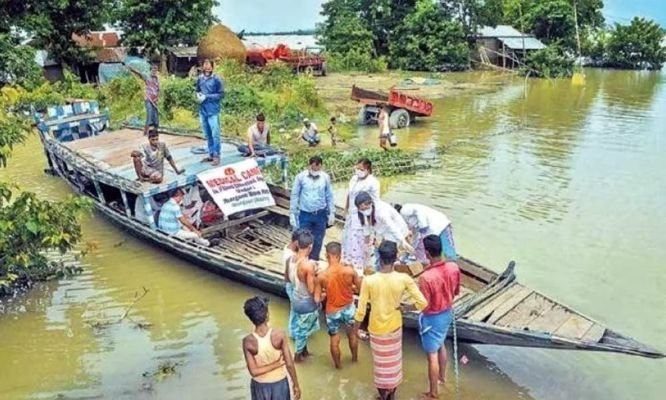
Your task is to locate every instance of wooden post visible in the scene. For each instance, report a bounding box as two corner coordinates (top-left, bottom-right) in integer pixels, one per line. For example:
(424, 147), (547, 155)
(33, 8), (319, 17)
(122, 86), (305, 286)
(281, 157), (289, 187)
(93, 180), (106, 203)
(502, 42), (506, 69)
(142, 195), (157, 229)
(120, 190), (132, 217)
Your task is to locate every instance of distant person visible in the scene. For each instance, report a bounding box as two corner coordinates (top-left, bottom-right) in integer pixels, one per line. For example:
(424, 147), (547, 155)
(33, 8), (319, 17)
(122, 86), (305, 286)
(395, 203), (457, 262)
(327, 116), (338, 147)
(242, 296), (301, 400)
(378, 104), (391, 151)
(354, 240), (428, 400)
(283, 229), (304, 339)
(130, 128), (184, 184)
(196, 59), (225, 166)
(418, 235), (460, 400)
(289, 155), (335, 260)
(314, 241), (361, 369)
(239, 112), (271, 157)
(301, 118), (320, 146)
(158, 188), (210, 246)
(123, 61), (160, 136)
(342, 159), (380, 274)
(288, 230), (321, 361)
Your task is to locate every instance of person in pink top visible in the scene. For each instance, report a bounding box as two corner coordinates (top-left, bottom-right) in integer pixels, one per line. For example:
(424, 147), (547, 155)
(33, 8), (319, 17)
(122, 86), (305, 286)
(418, 234), (461, 400)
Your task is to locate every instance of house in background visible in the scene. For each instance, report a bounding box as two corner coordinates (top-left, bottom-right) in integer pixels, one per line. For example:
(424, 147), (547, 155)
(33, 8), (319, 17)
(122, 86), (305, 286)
(34, 50), (64, 83)
(71, 31), (125, 84)
(167, 46), (199, 77)
(474, 25), (546, 69)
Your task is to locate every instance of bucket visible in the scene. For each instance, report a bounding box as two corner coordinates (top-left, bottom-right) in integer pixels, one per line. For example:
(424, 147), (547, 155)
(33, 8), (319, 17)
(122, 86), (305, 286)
(389, 132), (398, 147)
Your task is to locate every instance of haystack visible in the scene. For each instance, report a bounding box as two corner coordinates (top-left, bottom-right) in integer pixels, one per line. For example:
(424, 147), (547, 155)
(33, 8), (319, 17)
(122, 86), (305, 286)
(197, 24), (246, 63)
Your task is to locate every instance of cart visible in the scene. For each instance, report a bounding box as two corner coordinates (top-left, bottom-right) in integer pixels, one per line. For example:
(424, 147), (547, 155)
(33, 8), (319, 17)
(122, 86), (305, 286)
(351, 85), (434, 129)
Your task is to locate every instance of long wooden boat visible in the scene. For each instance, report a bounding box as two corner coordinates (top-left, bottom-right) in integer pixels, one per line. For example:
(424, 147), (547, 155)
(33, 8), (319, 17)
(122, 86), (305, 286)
(35, 101), (664, 359)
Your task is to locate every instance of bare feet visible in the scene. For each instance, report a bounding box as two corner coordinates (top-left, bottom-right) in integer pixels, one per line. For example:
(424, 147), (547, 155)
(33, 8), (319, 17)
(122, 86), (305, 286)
(294, 352), (305, 362)
(421, 392), (439, 399)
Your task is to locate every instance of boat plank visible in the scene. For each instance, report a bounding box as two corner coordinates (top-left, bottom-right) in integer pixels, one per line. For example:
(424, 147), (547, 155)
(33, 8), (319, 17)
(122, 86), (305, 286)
(496, 292), (552, 329)
(554, 315), (594, 339)
(581, 324), (606, 343)
(487, 286), (534, 324)
(466, 283), (520, 321)
(525, 305), (572, 333)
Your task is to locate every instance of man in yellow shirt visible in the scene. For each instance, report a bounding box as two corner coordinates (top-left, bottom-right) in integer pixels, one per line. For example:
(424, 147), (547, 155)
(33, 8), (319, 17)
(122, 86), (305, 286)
(353, 240), (428, 400)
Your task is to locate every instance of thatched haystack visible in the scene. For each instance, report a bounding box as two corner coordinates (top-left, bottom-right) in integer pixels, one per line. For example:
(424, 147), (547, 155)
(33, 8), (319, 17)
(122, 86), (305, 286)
(197, 24), (246, 63)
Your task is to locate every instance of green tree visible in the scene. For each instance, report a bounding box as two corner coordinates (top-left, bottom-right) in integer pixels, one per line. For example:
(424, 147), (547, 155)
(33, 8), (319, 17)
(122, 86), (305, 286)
(0, 35), (43, 89)
(522, 44), (574, 78)
(606, 17), (666, 70)
(390, 0), (469, 71)
(117, 0), (219, 65)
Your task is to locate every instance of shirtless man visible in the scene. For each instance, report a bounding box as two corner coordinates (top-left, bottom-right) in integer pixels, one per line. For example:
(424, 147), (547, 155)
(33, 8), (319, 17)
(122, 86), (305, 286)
(241, 296), (301, 400)
(315, 241), (361, 369)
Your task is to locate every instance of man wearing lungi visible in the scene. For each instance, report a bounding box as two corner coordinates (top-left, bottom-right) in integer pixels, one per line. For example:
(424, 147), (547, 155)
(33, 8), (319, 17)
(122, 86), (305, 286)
(418, 235), (461, 399)
(353, 240), (428, 400)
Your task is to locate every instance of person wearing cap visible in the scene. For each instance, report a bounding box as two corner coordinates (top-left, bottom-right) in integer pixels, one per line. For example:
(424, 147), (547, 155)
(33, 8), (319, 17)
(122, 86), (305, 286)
(238, 113), (271, 157)
(301, 118), (320, 147)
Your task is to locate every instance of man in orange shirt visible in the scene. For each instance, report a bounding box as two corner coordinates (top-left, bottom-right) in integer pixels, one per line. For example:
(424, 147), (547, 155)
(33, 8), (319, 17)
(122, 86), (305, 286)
(315, 242), (362, 369)
(418, 234), (461, 399)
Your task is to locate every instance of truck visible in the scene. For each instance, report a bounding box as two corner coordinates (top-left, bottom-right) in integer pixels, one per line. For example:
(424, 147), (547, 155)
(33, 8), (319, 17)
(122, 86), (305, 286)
(351, 85), (434, 129)
(246, 44), (326, 75)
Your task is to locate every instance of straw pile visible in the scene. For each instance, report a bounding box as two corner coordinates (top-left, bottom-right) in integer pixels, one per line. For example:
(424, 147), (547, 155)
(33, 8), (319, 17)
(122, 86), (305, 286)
(197, 24), (247, 63)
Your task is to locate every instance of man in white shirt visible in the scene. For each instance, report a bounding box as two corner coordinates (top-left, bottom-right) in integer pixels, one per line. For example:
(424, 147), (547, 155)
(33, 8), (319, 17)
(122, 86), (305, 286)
(394, 203), (458, 262)
(301, 118), (320, 147)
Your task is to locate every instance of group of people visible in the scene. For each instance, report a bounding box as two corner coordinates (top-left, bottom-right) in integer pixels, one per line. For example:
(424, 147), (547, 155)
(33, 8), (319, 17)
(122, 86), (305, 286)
(242, 155), (461, 400)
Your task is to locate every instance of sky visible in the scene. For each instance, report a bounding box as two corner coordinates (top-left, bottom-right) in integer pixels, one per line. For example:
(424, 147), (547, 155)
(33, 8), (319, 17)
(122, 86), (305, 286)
(215, 0), (666, 33)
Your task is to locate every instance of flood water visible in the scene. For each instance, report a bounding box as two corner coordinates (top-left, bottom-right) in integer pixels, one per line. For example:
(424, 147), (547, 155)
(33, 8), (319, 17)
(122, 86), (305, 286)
(1, 69), (665, 399)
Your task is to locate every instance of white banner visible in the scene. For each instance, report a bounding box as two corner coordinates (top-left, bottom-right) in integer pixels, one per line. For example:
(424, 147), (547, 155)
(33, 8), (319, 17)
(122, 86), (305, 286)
(197, 159), (275, 217)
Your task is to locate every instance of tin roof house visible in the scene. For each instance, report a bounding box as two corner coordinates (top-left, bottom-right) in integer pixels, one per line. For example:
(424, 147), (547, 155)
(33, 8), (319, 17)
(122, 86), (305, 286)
(474, 25), (546, 69)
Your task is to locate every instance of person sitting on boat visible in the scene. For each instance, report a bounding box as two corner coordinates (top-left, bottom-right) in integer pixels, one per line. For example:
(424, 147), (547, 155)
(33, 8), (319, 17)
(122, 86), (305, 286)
(394, 203), (457, 262)
(238, 113), (275, 157)
(354, 191), (413, 270)
(131, 128), (184, 184)
(301, 118), (320, 147)
(158, 188), (210, 247)
(417, 234), (460, 400)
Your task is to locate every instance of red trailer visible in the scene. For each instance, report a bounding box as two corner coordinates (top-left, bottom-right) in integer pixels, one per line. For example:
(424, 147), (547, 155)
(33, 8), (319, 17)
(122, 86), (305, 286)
(351, 85), (434, 129)
(246, 44), (326, 75)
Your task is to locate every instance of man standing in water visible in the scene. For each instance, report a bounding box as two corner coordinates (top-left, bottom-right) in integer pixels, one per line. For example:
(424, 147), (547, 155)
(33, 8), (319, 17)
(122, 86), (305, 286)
(314, 241), (361, 369)
(283, 229), (304, 339)
(196, 59), (225, 166)
(354, 240), (428, 400)
(418, 235), (460, 399)
(287, 230), (320, 361)
(242, 296), (301, 400)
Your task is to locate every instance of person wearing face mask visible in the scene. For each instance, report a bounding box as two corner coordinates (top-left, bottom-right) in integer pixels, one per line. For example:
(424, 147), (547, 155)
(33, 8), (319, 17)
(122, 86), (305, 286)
(394, 203), (457, 263)
(196, 59), (225, 166)
(354, 191), (413, 270)
(342, 158), (380, 274)
(289, 156), (335, 260)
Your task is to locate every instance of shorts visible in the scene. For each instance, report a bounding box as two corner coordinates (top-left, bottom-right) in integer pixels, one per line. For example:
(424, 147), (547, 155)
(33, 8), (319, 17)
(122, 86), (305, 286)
(326, 303), (356, 336)
(419, 308), (453, 353)
(379, 132), (391, 139)
(141, 165), (162, 180)
(251, 377), (291, 400)
(145, 100), (159, 127)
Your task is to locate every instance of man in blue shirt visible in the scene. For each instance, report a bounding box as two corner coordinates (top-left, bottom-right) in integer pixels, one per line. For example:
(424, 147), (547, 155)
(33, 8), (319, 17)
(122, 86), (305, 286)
(196, 59), (225, 166)
(289, 155), (335, 260)
(158, 188), (210, 247)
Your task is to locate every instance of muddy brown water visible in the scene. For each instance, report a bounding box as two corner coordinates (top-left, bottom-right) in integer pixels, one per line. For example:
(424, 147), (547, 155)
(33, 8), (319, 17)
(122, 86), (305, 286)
(1, 69), (664, 399)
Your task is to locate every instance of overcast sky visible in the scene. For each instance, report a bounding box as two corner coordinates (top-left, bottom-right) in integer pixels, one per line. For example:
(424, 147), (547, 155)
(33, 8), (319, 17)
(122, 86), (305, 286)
(215, 0), (666, 32)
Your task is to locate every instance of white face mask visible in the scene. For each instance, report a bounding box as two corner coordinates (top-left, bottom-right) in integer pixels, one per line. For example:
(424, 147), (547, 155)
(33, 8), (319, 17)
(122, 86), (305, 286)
(309, 170), (321, 178)
(361, 208), (373, 216)
(356, 169), (368, 179)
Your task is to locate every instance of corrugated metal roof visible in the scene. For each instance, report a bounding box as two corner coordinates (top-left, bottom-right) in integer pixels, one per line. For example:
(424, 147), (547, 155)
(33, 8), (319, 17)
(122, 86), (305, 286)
(241, 35), (319, 50)
(168, 46), (198, 58)
(478, 25), (525, 38)
(500, 37), (546, 50)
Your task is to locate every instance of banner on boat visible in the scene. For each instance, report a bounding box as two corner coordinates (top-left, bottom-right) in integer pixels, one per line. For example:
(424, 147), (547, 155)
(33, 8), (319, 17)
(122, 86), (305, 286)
(197, 159), (275, 216)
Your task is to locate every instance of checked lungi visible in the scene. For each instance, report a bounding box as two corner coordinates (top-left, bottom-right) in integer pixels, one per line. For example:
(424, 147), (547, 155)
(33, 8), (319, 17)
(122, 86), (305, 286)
(369, 328), (403, 390)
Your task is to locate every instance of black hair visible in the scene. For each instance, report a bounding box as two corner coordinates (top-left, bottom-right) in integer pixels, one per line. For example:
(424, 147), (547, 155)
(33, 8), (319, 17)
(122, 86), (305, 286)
(423, 234), (442, 259)
(202, 59), (214, 68)
(309, 155), (323, 166)
(256, 113), (265, 122)
(393, 204), (402, 213)
(354, 191), (376, 226)
(147, 127), (159, 138)
(297, 230), (314, 249)
(330, 116), (336, 122)
(291, 228), (304, 243)
(244, 296), (269, 326)
(378, 240), (398, 266)
(325, 241), (341, 256)
(357, 158), (372, 174)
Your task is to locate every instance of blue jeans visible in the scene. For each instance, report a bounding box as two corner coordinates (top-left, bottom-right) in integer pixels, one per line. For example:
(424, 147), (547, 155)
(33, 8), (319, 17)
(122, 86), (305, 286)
(199, 111), (221, 157)
(145, 100), (159, 127)
(298, 209), (327, 260)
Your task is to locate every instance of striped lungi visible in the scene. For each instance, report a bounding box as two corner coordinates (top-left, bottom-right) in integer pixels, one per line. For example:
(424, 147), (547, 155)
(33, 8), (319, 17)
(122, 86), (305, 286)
(369, 328), (403, 390)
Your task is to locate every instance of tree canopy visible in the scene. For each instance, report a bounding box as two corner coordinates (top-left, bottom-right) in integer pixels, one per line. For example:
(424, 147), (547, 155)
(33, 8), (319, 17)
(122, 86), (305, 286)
(606, 17), (666, 70)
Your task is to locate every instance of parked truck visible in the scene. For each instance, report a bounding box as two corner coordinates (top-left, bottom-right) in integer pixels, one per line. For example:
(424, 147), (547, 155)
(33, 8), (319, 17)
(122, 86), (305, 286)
(351, 85), (434, 129)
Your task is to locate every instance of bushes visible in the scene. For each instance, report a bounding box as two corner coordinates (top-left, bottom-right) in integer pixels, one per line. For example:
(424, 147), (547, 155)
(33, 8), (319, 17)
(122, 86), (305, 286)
(326, 50), (388, 73)
(606, 18), (666, 70)
(523, 45), (575, 78)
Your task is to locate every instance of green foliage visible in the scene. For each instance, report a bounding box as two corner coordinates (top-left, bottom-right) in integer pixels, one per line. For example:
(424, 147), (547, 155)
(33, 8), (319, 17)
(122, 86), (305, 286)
(0, 35), (44, 90)
(523, 45), (574, 78)
(390, 0), (469, 71)
(606, 17), (666, 70)
(117, 0), (219, 60)
(162, 76), (198, 116)
(326, 51), (388, 73)
(0, 113), (29, 167)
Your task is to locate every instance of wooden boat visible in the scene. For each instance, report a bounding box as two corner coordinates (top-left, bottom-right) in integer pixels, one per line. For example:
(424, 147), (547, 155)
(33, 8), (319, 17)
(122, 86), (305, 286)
(35, 101), (664, 359)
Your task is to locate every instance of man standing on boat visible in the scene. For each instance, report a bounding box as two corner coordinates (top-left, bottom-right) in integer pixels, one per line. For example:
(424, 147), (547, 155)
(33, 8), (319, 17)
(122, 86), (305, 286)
(158, 188), (210, 247)
(123, 61), (160, 136)
(242, 296), (301, 400)
(196, 59), (225, 166)
(289, 155), (334, 261)
(418, 235), (460, 400)
(131, 128), (184, 184)
(287, 230), (320, 362)
(314, 241), (361, 369)
(353, 240), (427, 400)
(395, 203), (457, 262)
